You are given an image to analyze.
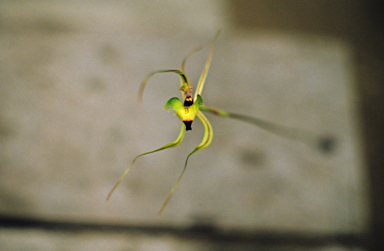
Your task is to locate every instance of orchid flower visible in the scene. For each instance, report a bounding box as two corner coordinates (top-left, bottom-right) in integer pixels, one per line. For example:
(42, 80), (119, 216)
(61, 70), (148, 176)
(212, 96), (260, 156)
(107, 31), (334, 214)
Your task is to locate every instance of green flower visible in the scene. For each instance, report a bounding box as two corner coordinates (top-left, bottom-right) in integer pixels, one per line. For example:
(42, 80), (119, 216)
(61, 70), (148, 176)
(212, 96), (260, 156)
(107, 30), (334, 214)
(164, 94), (203, 130)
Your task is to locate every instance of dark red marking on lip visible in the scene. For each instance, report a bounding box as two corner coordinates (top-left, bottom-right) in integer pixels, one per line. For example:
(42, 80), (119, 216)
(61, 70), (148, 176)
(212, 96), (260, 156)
(183, 121), (193, 131)
(184, 96), (194, 107)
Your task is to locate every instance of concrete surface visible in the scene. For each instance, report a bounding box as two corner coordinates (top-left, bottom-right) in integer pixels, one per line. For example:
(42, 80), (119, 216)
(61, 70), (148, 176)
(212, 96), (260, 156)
(0, 0), (368, 250)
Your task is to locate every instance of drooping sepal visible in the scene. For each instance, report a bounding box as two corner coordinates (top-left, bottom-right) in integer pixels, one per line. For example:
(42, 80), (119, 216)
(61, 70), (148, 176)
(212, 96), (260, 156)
(158, 110), (213, 214)
(107, 125), (186, 202)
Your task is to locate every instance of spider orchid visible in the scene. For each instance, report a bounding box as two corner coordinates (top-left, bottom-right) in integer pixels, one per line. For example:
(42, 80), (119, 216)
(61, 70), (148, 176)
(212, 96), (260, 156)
(107, 31), (334, 214)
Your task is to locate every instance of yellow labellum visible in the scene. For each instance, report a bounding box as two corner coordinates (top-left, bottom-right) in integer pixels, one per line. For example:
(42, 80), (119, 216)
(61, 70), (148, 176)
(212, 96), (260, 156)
(164, 94), (203, 131)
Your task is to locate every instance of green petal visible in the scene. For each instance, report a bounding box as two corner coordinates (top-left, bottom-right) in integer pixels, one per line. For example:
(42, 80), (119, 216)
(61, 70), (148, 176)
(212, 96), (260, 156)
(107, 124), (185, 201)
(199, 104), (229, 118)
(164, 97), (183, 111)
(158, 110), (212, 214)
(194, 94), (203, 107)
(200, 104), (331, 152)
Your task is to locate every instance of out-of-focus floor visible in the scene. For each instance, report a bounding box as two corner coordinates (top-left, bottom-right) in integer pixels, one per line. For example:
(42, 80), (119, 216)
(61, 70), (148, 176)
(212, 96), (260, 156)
(1, 0), (383, 250)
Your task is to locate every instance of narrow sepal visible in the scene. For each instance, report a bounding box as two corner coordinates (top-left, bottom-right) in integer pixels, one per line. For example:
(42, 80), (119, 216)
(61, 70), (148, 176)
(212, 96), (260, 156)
(107, 124), (186, 201)
(201, 105), (334, 153)
(194, 30), (221, 99)
(158, 110), (213, 214)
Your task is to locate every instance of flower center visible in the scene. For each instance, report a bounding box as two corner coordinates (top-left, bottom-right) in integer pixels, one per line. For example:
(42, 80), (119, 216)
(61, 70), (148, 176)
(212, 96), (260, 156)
(184, 96), (193, 106)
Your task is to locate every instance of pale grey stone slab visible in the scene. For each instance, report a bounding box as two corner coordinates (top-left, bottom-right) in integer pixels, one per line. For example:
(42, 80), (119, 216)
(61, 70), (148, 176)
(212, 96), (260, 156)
(0, 1), (367, 234)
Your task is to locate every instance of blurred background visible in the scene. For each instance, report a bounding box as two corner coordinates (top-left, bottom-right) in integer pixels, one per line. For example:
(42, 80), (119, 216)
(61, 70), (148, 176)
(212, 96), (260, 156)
(1, 0), (383, 250)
